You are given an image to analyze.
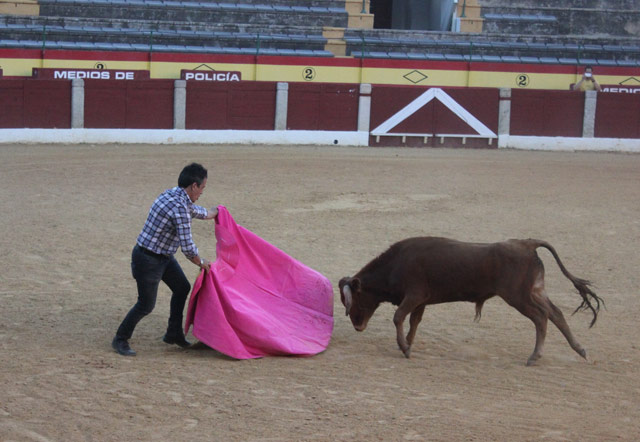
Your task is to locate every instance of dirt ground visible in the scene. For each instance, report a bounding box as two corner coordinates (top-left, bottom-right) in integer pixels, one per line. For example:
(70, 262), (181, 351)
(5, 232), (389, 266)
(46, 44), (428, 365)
(1, 144), (639, 441)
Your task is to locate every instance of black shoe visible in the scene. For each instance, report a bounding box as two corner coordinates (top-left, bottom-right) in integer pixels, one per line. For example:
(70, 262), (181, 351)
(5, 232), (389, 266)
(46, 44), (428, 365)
(112, 336), (136, 356)
(163, 333), (192, 348)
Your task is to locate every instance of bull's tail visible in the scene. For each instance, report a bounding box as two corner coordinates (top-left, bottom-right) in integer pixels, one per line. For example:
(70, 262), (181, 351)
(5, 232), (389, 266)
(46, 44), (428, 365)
(531, 239), (604, 327)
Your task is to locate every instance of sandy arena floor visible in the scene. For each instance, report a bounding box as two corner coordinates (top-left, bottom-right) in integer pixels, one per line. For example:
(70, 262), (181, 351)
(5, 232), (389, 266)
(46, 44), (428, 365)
(1, 144), (639, 441)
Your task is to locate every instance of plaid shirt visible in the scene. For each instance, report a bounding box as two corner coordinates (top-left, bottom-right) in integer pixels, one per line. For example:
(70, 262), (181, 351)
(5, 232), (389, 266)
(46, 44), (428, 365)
(137, 186), (209, 259)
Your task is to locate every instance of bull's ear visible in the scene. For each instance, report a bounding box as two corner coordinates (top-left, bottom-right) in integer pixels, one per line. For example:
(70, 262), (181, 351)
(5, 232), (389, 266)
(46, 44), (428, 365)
(350, 277), (361, 292)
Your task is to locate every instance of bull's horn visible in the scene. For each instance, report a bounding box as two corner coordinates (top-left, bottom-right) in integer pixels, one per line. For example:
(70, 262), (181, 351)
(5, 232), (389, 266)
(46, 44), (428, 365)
(343, 284), (353, 316)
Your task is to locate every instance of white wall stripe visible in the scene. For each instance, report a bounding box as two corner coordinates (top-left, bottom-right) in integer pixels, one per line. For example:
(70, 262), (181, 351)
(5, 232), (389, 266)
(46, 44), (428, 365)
(371, 87), (496, 138)
(371, 89), (436, 135)
(434, 89), (496, 137)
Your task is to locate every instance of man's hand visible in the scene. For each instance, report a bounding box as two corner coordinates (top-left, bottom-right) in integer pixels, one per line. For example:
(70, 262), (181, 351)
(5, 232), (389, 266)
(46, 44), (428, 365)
(191, 256), (212, 273)
(200, 258), (212, 274)
(205, 207), (219, 220)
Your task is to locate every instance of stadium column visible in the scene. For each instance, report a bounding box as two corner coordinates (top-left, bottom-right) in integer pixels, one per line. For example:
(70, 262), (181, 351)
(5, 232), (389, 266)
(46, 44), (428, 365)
(498, 88), (511, 136)
(71, 79), (84, 129)
(582, 90), (597, 138)
(275, 82), (289, 130)
(174, 80), (187, 129)
(357, 83), (372, 132)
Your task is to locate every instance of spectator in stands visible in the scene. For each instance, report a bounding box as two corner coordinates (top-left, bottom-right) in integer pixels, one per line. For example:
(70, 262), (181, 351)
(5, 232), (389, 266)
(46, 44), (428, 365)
(573, 65), (601, 92)
(112, 163), (218, 356)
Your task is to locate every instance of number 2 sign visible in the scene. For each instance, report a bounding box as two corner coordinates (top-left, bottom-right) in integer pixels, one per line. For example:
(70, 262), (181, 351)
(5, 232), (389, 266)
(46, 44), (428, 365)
(303, 67), (316, 81)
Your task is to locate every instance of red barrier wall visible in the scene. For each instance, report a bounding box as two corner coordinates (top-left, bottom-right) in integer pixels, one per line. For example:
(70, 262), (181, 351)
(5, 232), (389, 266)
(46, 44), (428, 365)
(369, 86), (499, 147)
(594, 93), (640, 139)
(84, 80), (174, 129)
(0, 80), (24, 128)
(2, 78), (640, 145)
(510, 90), (584, 137)
(0, 80), (71, 128)
(287, 83), (359, 131)
(185, 82), (276, 130)
(84, 80), (126, 128)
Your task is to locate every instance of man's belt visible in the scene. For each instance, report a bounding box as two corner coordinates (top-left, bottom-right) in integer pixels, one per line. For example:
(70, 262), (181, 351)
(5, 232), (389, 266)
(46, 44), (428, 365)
(136, 245), (169, 259)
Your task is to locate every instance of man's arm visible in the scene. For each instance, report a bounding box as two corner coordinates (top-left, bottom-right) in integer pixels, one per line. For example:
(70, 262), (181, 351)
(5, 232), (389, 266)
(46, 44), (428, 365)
(192, 205), (218, 220)
(572, 78), (584, 91)
(188, 255), (211, 273)
(174, 209), (212, 273)
(204, 206), (218, 220)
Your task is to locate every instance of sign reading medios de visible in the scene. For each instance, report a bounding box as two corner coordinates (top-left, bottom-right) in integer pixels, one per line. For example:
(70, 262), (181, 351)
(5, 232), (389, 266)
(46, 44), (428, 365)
(32, 68), (150, 80)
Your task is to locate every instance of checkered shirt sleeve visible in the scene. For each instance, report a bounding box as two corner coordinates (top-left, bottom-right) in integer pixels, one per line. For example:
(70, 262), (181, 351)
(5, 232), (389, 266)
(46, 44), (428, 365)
(136, 187), (208, 259)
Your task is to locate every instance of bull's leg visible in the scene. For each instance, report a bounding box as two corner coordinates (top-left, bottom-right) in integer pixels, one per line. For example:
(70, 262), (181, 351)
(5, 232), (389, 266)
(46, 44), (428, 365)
(547, 300), (587, 360)
(502, 294), (548, 366)
(406, 304), (426, 347)
(501, 271), (552, 366)
(393, 296), (423, 359)
(525, 311), (548, 366)
(530, 272), (587, 362)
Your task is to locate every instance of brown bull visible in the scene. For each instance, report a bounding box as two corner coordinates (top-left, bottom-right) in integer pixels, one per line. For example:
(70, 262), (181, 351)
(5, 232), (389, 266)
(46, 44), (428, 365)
(339, 237), (603, 366)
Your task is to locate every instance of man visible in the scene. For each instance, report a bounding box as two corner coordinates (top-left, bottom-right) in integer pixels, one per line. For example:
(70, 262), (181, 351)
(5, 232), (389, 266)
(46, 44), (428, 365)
(573, 65), (601, 92)
(112, 163), (218, 356)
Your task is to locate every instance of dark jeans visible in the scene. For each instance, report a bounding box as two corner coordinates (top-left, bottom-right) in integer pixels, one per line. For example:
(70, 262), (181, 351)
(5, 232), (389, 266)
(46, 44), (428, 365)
(115, 245), (191, 340)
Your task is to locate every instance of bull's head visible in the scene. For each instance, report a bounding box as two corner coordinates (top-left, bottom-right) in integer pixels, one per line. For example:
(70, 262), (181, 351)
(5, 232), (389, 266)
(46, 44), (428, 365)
(339, 276), (380, 332)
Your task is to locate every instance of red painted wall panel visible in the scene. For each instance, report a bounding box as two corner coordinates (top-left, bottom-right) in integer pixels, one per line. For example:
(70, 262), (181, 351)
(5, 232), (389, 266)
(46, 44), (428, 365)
(0, 80), (25, 128)
(287, 83), (359, 131)
(186, 88), (229, 129)
(594, 93), (640, 138)
(444, 88), (499, 133)
(126, 80), (174, 129)
(511, 90), (583, 137)
(84, 80), (127, 128)
(21, 80), (71, 128)
(185, 82), (276, 130)
(228, 88), (275, 129)
(369, 86), (423, 132)
(369, 86), (499, 147)
(84, 80), (173, 129)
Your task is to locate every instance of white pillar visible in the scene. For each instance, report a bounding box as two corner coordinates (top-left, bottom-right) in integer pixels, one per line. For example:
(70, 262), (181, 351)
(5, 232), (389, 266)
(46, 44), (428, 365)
(582, 90), (597, 138)
(174, 80), (187, 130)
(71, 79), (84, 129)
(275, 82), (289, 130)
(498, 88), (511, 136)
(357, 83), (372, 132)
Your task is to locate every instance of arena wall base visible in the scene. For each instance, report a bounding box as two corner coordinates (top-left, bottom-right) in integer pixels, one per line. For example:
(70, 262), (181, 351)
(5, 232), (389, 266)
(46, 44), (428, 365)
(2, 130), (638, 152)
(0, 129), (370, 146)
(498, 135), (640, 153)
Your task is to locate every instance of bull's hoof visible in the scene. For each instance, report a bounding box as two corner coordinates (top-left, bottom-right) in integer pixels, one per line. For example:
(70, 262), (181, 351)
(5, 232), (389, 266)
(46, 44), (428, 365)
(578, 348), (587, 359)
(526, 355), (541, 366)
(403, 348), (411, 359)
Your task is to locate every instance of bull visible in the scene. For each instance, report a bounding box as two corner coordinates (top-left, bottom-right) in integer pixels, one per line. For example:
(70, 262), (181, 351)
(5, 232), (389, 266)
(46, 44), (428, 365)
(339, 237), (603, 366)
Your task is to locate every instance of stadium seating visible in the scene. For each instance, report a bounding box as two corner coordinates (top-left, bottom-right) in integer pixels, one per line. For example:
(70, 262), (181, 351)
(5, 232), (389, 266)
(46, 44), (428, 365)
(344, 0), (640, 65)
(0, 0), (639, 65)
(345, 29), (640, 66)
(0, 20), (331, 53)
(0, 0), (348, 56)
(37, 0), (347, 27)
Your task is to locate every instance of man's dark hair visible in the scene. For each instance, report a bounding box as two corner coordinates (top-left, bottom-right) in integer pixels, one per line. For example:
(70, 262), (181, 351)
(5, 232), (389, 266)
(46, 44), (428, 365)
(178, 163), (208, 188)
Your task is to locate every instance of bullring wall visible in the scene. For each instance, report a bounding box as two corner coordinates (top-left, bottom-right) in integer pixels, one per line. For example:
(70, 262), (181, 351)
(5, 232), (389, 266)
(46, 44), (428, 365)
(1, 78), (639, 148)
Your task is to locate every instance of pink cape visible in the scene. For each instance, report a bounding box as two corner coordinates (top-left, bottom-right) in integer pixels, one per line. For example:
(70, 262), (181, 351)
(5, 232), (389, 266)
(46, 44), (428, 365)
(185, 206), (334, 359)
